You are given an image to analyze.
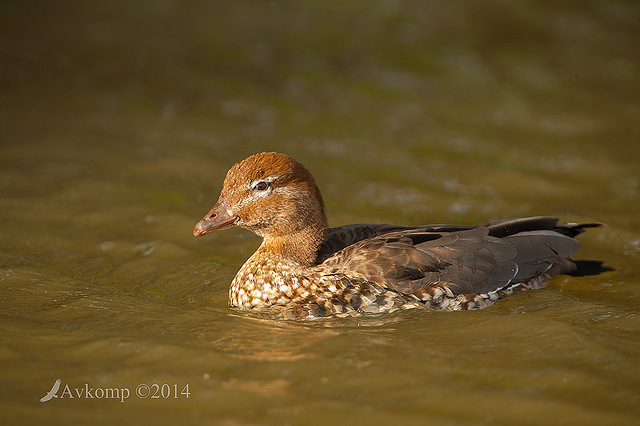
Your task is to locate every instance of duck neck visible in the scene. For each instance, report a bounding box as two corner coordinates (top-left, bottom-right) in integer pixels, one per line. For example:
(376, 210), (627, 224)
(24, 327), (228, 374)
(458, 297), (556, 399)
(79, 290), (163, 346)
(258, 220), (327, 266)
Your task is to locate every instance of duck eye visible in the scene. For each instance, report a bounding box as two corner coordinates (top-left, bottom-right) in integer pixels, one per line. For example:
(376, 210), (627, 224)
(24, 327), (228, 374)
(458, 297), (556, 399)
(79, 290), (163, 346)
(252, 181), (269, 191)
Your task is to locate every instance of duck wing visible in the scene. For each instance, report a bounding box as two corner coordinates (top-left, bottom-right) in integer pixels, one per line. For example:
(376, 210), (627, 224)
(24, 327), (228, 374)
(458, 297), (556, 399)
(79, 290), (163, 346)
(316, 223), (476, 263)
(320, 217), (582, 299)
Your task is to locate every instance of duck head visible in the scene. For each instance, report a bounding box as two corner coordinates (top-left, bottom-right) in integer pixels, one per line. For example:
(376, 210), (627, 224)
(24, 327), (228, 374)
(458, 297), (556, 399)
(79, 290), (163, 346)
(193, 152), (328, 264)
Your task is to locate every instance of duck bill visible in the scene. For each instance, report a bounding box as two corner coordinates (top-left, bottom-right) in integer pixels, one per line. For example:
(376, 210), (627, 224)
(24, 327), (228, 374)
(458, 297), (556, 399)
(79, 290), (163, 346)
(193, 201), (238, 237)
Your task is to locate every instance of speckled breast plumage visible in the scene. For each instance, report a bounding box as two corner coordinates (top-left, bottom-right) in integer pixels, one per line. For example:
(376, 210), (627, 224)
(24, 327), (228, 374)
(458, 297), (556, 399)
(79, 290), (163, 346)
(227, 251), (543, 319)
(228, 254), (410, 319)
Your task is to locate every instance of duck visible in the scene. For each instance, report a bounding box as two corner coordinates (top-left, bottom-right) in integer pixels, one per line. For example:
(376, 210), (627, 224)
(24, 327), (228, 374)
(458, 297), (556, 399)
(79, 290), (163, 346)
(193, 152), (600, 319)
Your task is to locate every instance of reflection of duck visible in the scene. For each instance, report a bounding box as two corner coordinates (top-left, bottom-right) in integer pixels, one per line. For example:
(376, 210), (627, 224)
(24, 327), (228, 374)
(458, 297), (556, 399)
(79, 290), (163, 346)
(40, 379), (61, 402)
(194, 152), (600, 319)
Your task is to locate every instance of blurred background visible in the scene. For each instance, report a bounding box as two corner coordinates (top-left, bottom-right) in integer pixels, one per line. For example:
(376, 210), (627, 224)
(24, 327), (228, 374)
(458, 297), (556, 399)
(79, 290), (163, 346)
(1, 1), (639, 424)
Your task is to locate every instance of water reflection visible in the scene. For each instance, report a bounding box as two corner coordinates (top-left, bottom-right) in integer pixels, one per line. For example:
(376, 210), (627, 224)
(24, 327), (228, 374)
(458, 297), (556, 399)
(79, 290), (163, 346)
(194, 309), (419, 361)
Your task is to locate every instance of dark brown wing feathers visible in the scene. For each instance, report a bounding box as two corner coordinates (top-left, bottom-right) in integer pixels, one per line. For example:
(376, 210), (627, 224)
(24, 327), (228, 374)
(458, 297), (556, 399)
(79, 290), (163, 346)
(318, 216), (597, 299)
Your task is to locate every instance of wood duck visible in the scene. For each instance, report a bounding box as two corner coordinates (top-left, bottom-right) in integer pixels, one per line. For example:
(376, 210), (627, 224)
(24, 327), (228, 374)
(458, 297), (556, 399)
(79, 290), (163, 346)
(194, 152), (599, 319)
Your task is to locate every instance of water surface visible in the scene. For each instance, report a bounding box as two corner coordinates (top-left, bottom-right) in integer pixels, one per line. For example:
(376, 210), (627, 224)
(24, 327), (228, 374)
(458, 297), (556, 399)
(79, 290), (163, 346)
(1, 1), (639, 425)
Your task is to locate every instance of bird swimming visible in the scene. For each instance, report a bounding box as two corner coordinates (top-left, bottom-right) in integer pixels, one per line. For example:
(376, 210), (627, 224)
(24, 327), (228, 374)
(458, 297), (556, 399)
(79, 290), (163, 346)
(194, 152), (600, 319)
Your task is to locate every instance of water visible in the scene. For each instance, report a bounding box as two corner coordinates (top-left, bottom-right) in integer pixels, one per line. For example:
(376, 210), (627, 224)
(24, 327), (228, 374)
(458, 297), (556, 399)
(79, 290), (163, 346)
(1, 1), (639, 424)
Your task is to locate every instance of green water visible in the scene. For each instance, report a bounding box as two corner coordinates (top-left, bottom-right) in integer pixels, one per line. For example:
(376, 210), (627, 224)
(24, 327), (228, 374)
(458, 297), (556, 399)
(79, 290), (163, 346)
(1, 1), (639, 424)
